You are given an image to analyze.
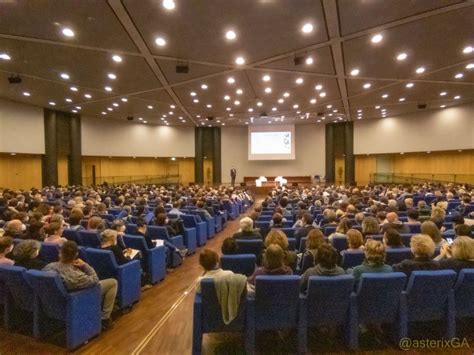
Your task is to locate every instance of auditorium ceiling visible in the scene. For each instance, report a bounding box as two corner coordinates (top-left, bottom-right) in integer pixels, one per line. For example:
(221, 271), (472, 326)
(0, 0), (472, 127)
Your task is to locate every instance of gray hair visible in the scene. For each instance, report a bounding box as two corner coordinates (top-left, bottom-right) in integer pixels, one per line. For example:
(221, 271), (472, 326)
(13, 239), (41, 259)
(239, 217), (254, 232)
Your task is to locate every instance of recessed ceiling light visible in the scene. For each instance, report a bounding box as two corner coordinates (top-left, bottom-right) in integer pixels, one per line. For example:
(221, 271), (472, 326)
(326, 104), (332, 109)
(363, 83), (371, 89)
(190, 91), (196, 96)
(234, 100), (240, 105)
(257, 101), (263, 106)
(108, 73), (117, 80)
(293, 104), (299, 109)
(236, 89), (243, 95)
(278, 98), (284, 103)
(397, 52), (407, 61)
(463, 46), (473, 54)
(399, 97), (405, 102)
(113, 103), (119, 107)
(248, 108), (253, 112)
(0, 53), (11, 60)
(315, 84), (322, 91)
(147, 105), (154, 109)
(296, 111), (301, 114)
(301, 23), (313, 34)
(70, 86), (78, 92)
(265, 87), (272, 93)
(454, 73), (463, 79)
(101, 111), (107, 115)
(406, 83), (414, 88)
(382, 94), (388, 98)
(245, 122), (249, 125)
(225, 30), (237, 40)
(226, 107), (231, 111)
(138, 117), (143, 121)
(65, 98), (72, 102)
(224, 95), (230, 100)
(72, 109), (78, 113)
(144, 121), (148, 124)
(60, 73), (70, 80)
(440, 105), (446, 108)
(440, 92), (447, 96)
(295, 78), (304, 84)
(196, 115), (201, 118)
(333, 109), (338, 113)
(319, 92), (326, 97)
(48, 101), (56, 106)
(283, 92), (290, 97)
(272, 107), (277, 111)
(107, 107), (113, 111)
(193, 99), (199, 103)
(350, 68), (360, 76)
(262, 75), (271, 81)
(229, 113), (234, 117)
(227, 77), (235, 84)
(201, 84), (208, 90)
(61, 28), (75, 37)
(206, 104), (212, 108)
(415, 66), (425, 74)
(75, 106), (82, 110)
(112, 55), (122, 63)
(121, 98), (128, 102)
(371, 33), (383, 43)
(357, 109), (362, 113)
(466, 63), (474, 69)
(310, 98), (316, 104)
(155, 37), (167, 46)
(162, 0), (176, 10)
(305, 57), (313, 65)
(454, 95), (461, 99)
(84, 94), (92, 99)
(104, 86), (112, 92)
(375, 105), (380, 109)
(235, 56), (245, 65)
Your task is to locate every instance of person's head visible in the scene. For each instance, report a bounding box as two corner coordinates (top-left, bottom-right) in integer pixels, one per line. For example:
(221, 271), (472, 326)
(272, 213), (283, 226)
(263, 244), (284, 270)
(265, 229), (288, 250)
(303, 212), (314, 226)
(221, 237), (239, 255)
(69, 209), (84, 226)
(421, 221), (442, 243)
(347, 229), (364, 249)
(418, 200), (427, 209)
(336, 218), (351, 234)
(317, 244), (338, 269)
(451, 236), (474, 261)
(325, 209), (337, 223)
(44, 222), (62, 236)
(0, 236), (14, 255)
(365, 239), (386, 264)
(407, 208), (419, 221)
(60, 241), (79, 263)
(386, 212), (399, 224)
(361, 216), (379, 236)
(305, 229), (325, 250)
(455, 224), (472, 238)
(239, 217), (254, 233)
(199, 249), (219, 271)
(111, 219), (126, 233)
(13, 239), (41, 260)
(87, 216), (103, 230)
(410, 234), (436, 258)
(136, 218), (147, 234)
(355, 212), (365, 224)
(431, 206), (446, 220)
(6, 219), (23, 233)
(100, 229), (118, 247)
(452, 214), (465, 227)
(384, 228), (403, 247)
(405, 198), (414, 209)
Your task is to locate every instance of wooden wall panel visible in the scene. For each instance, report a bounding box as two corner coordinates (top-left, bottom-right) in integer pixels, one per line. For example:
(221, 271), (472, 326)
(58, 156), (69, 186)
(0, 154), (42, 190)
(177, 159), (194, 185)
(392, 150), (474, 174)
(355, 155), (376, 186)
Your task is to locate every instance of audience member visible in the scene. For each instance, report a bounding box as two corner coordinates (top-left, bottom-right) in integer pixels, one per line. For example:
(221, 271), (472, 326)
(13, 239), (47, 270)
(351, 240), (392, 280)
(247, 244), (292, 286)
(232, 217), (262, 240)
(0, 236), (14, 265)
(393, 234), (440, 276)
(221, 237), (239, 255)
(300, 229), (326, 273)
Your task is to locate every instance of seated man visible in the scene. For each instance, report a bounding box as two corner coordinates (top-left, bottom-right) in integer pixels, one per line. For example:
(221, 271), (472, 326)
(381, 212), (410, 234)
(393, 234), (440, 277)
(43, 241), (118, 330)
(232, 217), (262, 240)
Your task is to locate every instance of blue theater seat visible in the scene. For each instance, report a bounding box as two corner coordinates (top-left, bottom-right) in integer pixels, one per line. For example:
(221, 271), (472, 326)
(39, 242), (60, 263)
(146, 225), (184, 249)
(385, 248), (413, 265)
(220, 254), (256, 276)
(78, 231), (101, 248)
(454, 268), (474, 320)
(236, 239), (264, 258)
(341, 250), (365, 269)
(181, 215), (207, 247)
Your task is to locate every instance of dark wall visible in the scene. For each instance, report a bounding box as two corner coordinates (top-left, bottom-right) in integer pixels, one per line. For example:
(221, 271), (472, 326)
(194, 127), (221, 184)
(325, 121), (355, 185)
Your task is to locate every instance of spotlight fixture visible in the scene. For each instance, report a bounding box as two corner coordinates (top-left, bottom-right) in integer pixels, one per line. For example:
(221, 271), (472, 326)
(176, 61), (189, 73)
(294, 56), (304, 66)
(127, 116), (134, 121)
(7, 75), (22, 84)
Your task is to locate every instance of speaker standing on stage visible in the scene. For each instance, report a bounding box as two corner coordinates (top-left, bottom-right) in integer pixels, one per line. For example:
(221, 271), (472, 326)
(230, 168), (237, 187)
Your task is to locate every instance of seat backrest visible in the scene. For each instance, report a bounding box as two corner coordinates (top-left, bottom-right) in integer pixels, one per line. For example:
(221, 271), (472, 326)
(0, 265), (34, 311)
(144, 212), (154, 224)
(26, 270), (68, 320)
(85, 249), (117, 280)
(357, 272), (407, 323)
(307, 275), (355, 326)
(78, 231), (101, 248)
(281, 228), (295, 239)
(257, 215), (272, 221)
(220, 254), (256, 276)
(39, 242), (60, 263)
(146, 225), (169, 240)
(63, 229), (79, 243)
(400, 234), (413, 247)
(331, 236), (348, 253)
(123, 234), (148, 252)
(287, 238), (296, 251)
(341, 250), (365, 269)
(126, 223), (138, 235)
(385, 248), (413, 265)
(324, 226), (336, 236)
(408, 224), (421, 234)
(454, 268), (474, 317)
(236, 239), (264, 256)
(405, 270), (457, 320)
(255, 275), (300, 330)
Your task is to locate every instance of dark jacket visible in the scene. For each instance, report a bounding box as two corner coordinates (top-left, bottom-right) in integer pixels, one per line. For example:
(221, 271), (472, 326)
(439, 258), (474, 273)
(247, 265), (293, 285)
(14, 257), (47, 270)
(392, 257), (440, 277)
(300, 264), (346, 293)
(232, 230), (263, 240)
(381, 221), (410, 234)
(103, 245), (130, 265)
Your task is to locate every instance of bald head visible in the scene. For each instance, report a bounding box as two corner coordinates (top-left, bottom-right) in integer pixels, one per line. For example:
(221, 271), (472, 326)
(7, 219), (22, 232)
(386, 212), (398, 223)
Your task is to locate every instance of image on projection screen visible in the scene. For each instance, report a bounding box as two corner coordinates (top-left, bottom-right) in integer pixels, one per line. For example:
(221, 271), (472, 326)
(250, 131), (292, 155)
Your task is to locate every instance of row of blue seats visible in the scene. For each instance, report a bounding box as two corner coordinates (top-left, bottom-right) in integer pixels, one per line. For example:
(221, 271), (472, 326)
(193, 269), (474, 354)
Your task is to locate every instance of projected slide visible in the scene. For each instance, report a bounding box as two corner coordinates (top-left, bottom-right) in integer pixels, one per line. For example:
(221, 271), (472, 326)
(248, 125), (295, 160)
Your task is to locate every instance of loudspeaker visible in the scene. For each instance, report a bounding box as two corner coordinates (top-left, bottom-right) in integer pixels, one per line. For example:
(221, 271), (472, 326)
(418, 103), (427, 109)
(176, 63), (189, 73)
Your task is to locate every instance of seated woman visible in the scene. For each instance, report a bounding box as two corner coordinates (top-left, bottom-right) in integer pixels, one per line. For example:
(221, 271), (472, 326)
(300, 229), (326, 273)
(0, 236), (14, 265)
(344, 229), (364, 252)
(247, 244), (293, 286)
(265, 229), (297, 270)
(87, 216), (105, 232)
(328, 218), (351, 242)
(300, 244), (346, 293)
(361, 216), (380, 240)
(383, 228), (405, 249)
(437, 236), (474, 271)
(351, 240), (393, 280)
(393, 234), (440, 276)
(100, 229), (132, 265)
(269, 213), (284, 229)
(43, 222), (68, 245)
(221, 237), (240, 255)
(110, 220), (128, 250)
(13, 239), (47, 270)
(421, 220), (448, 248)
(232, 217), (262, 240)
